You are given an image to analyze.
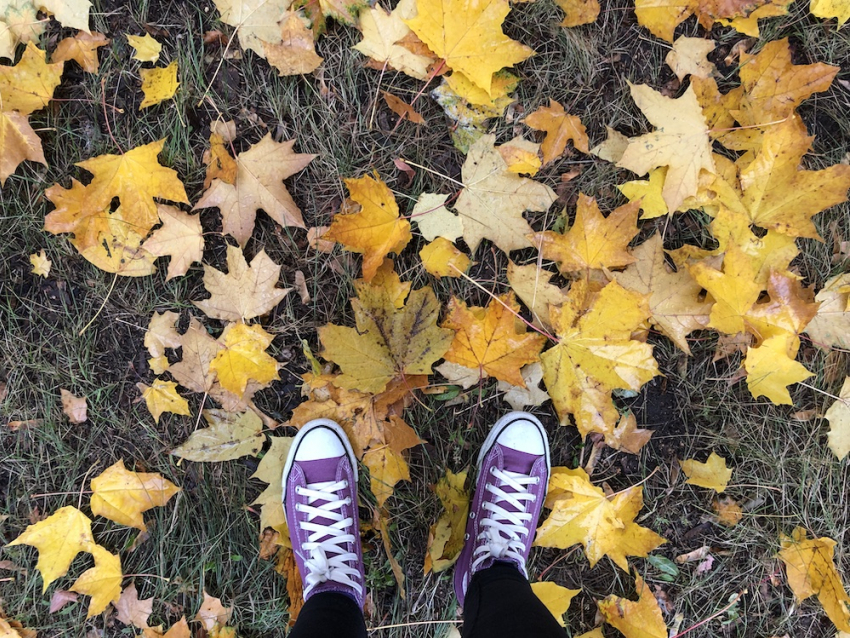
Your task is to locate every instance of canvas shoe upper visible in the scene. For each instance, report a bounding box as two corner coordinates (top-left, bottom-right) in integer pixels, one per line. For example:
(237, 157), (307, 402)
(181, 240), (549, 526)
(282, 419), (365, 608)
(453, 412), (551, 607)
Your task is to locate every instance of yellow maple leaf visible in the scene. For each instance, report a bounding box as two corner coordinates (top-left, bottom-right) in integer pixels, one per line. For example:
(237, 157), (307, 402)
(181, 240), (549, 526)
(354, 0), (434, 80)
(779, 527), (850, 632)
(532, 194), (639, 274)
(531, 582), (580, 627)
(441, 292), (546, 387)
(535, 467), (666, 569)
(319, 269), (453, 393)
(323, 173), (412, 282)
(263, 12), (323, 76)
(825, 377), (850, 461)
(142, 205), (204, 280)
(195, 591), (233, 633)
(615, 233), (711, 354)
(419, 237), (470, 278)
(168, 318), (223, 394)
(251, 435), (294, 535)
(744, 271), (819, 344)
(90, 459), (181, 531)
(456, 134), (556, 253)
(194, 134), (316, 246)
(144, 311), (181, 358)
(0, 42), (64, 115)
(665, 36), (716, 81)
(618, 167), (669, 219)
(210, 323), (279, 396)
(52, 32), (109, 74)
(616, 83), (714, 213)
(424, 469), (469, 574)
(115, 581), (153, 629)
(679, 451), (732, 492)
(598, 573), (667, 638)
(0, 3), (45, 60)
(404, 0), (533, 96)
(70, 544), (123, 617)
(805, 274), (850, 350)
(127, 33), (162, 63)
(203, 132), (237, 189)
(738, 115), (850, 240)
(744, 333), (812, 404)
(28, 249), (51, 277)
(139, 61), (178, 109)
(0, 110), (45, 185)
(7, 506), (94, 591)
(211, 0), (291, 56)
(172, 410), (265, 462)
(498, 136), (542, 175)
(506, 261), (568, 332)
(138, 378), (191, 423)
(44, 140), (189, 260)
(555, 0), (600, 26)
(810, 0), (850, 23)
(523, 99), (589, 164)
(363, 445), (410, 507)
(194, 245), (290, 321)
(635, 0), (789, 41)
(541, 279), (658, 440)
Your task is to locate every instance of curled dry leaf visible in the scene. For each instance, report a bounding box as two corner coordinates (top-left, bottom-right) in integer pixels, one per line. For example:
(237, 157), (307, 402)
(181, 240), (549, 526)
(597, 573), (667, 638)
(60, 389), (87, 424)
(424, 469), (469, 573)
(52, 32), (110, 74)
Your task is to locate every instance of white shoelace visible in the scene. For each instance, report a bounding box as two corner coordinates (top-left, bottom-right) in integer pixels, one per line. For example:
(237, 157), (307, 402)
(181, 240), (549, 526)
(471, 467), (539, 574)
(294, 480), (362, 598)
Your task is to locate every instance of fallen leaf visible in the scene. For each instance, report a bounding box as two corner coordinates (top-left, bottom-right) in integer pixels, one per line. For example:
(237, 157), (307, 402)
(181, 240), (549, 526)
(193, 246), (290, 322)
(168, 318), (223, 394)
(425, 469), (469, 573)
(319, 271), (453, 393)
(744, 333), (812, 405)
(0, 42), (64, 115)
(806, 274), (850, 350)
(419, 237), (470, 278)
(541, 279), (659, 441)
(0, 111), (46, 186)
(48, 589), (79, 613)
(505, 261), (568, 331)
(531, 194), (639, 275)
(194, 134), (316, 246)
(411, 193), (463, 243)
(115, 582), (153, 629)
(498, 136), (542, 175)
(497, 362), (549, 411)
(404, 0), (533, 95)
(363, 445), (411, 507)
(90, 459), (181, 531)
(139, 61), (179, 109)
(615, 233), (711, 354)
(435, 361), (482, 389)
(713, 495), (743, 527)
(7, 505), (94, 591)
(607, 412), (653, 455)
(523, 99), (588, 164)
(210, 323), (279, 396)
(29, 250), (51, 277)
(172, 410), (264, 462)
(144, 311), (181, 358)
(211, 0), (292, 56)
(824, 377), (850, 461)
(382, 91), (424, 124)
(531, 581), (580, 626)
(442, 292), (546, 386)
(143, 205), (204, 280)
(810, 0), (850, 23)
(616, 83), (714, 212)
(455, 134), (556, 253)
(275, 548), (304, 623)
(353, 0), (434, 80)
(598, 573), (667, 638)
(263, 12), (323, 76)
(689, 245), (762, 336)
(195, 591), (232, 632)
(70, 544), (122, 617)
(127, 34), (161, 62)
(323, 173), (412, 281)
(251, 435), (294, 534)
(138, 378), (191, 423)
(51, 32), (109, 73)
(535, 467), (666, 569)
(60, 389), (87, 424)
(665, 36), (716, 81)
(617, 168), (669, 220)
(679, 451), (732, 492)
(144, 617), (190, 638)
(779, 527), (850, 632)
(555, 0), (600, 25)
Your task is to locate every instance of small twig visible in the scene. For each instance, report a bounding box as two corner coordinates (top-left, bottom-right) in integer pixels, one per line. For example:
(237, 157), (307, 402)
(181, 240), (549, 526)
(101, 76), (123, 154)
(538, 547), (579, 580)
(708, 118), (787, 133)
(31, 491), (93, 498)
(669, 589), (746, 638)
(798, 382), (850, 406)
(78, 463), (100, 510)
(368, 619), (461, 632)
(198, 27), (240, 107)
(123, 573), (171, 581)
(79, 272), (119, 336)
(607, 466), (660, 498)
(398, 158), (466, 188)
(368, 61), (388, 130)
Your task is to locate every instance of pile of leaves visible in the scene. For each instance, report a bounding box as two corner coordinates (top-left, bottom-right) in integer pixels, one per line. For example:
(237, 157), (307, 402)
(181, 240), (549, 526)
(2, 0), (850, 635)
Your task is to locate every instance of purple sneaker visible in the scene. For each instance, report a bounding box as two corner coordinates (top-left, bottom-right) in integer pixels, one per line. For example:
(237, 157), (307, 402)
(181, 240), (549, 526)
(453, 411), (551, 607)
(282, 419), (365, 608)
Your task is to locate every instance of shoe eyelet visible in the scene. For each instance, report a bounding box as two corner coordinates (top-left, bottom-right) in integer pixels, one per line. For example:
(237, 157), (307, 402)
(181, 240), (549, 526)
(342, 480), (348, 488)
(469, 512), (475, 519)
(295, 486), (303, 495)
(464, 533), (470, 541)
(489, 466), (496, 475)
(345, 497), (352, 505)
(295, 504), (303, 512)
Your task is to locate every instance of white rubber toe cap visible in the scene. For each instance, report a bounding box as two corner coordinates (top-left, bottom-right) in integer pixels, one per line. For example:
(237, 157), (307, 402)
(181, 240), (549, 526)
(496, 418), (546, 456)
(294, 423), (346, 461)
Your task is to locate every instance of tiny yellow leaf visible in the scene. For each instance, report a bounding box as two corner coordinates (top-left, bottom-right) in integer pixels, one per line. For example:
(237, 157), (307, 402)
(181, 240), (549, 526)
(210, 323), (279, 396)
(531, 582), (580, 626)
(127, 34), (162, 63)
(90, 459), (181, 531)
(138, 378), (191, 423)
(29, 250), (51, 277)
(139, 61), (179, 109)
(679, 451), (732, 492)
(825, 377), (850, 461)
(419, 237), (470, 278)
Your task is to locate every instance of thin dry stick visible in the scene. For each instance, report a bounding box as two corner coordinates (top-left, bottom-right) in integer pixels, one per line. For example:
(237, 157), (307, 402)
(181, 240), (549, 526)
(449, 264), (559, 342)
(799, 381), (850, 406)
(368, 61), (388, 130)
(398, 158), (466, 188)
(669, 589), (746, 638)
(79, 272), (119, 336)
(31, 491), (93, 498)
(77, 463), (100, 510)
(708, 118), (788, 133)
(198, 27), (240, 107)
(368, 619), (461, 632)
(101, 76), (123, 154)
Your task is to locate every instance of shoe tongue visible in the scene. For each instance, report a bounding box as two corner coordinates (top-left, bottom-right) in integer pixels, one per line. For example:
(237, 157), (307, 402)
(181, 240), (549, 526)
(497, 444), (538, 474)
(299, 457), (344, 483)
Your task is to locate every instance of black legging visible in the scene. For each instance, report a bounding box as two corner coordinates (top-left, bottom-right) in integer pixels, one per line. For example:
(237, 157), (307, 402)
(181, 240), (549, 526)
(288, 562), (565, 637)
